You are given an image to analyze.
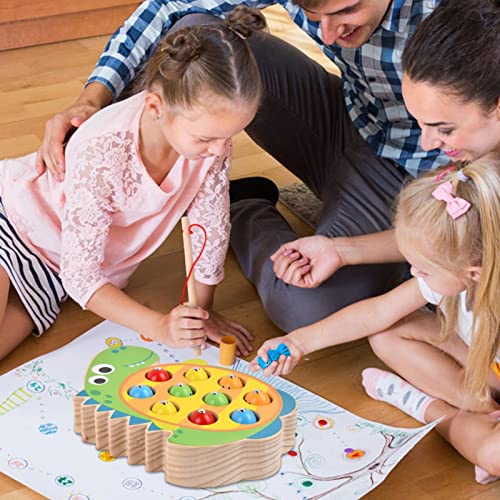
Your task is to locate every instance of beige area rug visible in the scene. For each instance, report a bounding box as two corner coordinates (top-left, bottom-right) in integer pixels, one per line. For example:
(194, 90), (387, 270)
(279, 183), (322, 228)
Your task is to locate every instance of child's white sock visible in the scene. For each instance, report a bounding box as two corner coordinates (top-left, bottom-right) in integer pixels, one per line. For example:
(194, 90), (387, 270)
(362, 367), (436, 424)
(363, 369), (500, 484)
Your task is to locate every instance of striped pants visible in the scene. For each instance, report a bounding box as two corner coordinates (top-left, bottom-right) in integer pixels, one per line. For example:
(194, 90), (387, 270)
(0, 198), (67, 335)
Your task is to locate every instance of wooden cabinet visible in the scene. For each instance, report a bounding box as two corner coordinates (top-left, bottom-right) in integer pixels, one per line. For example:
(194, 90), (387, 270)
(0, 0), (142, 50)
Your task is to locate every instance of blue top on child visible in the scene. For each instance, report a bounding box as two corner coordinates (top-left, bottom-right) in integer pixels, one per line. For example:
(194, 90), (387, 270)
(257, 343), (291, 370)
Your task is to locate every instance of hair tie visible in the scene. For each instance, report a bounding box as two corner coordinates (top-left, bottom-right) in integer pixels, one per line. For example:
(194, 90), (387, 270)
(434, 165), (456, 182)
(456, 169), (470, 182)
(431, 181), (471, 219)
(228, 25), (246, 40)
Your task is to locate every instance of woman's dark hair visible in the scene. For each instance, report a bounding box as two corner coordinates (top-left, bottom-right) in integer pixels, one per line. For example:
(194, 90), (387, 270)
(403, 0), (499, 112)
(145, 6), (267, 109)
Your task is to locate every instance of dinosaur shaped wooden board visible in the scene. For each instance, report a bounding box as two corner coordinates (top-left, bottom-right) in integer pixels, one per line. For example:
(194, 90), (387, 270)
(74, 345), (297, 487)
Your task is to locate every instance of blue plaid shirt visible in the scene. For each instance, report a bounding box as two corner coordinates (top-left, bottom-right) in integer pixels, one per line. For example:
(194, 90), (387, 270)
(88, 0), (447, 176)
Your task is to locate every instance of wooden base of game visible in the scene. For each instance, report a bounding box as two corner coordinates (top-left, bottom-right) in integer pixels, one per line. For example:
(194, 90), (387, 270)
(73, 349), (297, 489)
(74, 394), (297, 487)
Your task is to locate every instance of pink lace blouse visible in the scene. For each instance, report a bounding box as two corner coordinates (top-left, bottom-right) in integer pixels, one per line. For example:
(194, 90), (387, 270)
(0, 92), (231, 307)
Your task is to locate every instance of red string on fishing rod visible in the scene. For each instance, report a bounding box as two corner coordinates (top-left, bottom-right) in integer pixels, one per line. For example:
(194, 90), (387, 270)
(180, 223), (207, 305)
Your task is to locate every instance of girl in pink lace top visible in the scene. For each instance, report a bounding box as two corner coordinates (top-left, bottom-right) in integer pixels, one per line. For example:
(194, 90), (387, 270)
(0, 6), (266, 360)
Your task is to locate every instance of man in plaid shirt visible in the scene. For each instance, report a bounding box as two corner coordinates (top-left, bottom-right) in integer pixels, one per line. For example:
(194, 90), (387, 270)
(39, 0), (445, 332)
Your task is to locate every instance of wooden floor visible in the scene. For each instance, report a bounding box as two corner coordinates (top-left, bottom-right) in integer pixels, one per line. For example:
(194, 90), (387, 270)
(0, 6), (498, 499)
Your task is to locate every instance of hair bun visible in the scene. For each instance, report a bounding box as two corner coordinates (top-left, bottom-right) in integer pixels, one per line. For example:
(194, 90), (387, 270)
(226, 5), (267, 39)
(162, 29), (201, 62)
(156, 29), (202, 79)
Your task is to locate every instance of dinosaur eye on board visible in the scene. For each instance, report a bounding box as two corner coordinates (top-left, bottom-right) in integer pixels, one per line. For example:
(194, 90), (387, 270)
(92, 364), (115, 375)
(89, 375), (109, 385)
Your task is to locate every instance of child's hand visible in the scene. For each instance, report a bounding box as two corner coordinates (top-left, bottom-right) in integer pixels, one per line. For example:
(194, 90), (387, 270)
(249, 336), (304, 377)
(150, 304), (209, 349)
(204, 311), (254, 356)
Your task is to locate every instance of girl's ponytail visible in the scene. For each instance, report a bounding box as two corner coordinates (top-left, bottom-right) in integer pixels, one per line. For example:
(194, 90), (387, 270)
(458, 163), (500, 402)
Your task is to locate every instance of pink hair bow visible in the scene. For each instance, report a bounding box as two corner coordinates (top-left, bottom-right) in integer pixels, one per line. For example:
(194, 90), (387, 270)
(431, 181), (471, 219)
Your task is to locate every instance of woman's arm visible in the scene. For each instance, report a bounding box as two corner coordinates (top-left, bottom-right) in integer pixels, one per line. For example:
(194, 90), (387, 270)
(272, 229), (405, 288)
(337, 229), (404, 265)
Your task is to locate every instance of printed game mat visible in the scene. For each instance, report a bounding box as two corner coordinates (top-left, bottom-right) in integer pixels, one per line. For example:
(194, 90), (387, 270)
(0, 321), (436, 499)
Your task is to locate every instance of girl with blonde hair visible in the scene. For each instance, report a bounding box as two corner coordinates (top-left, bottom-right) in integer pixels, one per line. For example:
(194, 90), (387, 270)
(252, 160), (500, 483)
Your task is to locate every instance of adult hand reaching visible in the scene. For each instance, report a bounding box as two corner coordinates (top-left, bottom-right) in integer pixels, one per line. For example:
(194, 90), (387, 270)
(35, 83), (112, 181)
(271, 235), (346, 288)
(36, 102), (99, 181)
